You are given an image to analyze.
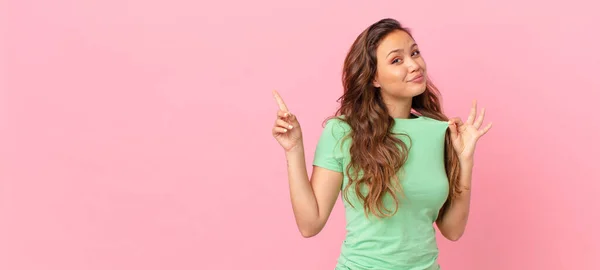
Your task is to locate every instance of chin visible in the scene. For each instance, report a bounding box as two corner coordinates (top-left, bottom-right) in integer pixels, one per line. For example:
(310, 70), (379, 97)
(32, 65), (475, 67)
(383, 85), (427, 100)
(409, 85), (427, 96)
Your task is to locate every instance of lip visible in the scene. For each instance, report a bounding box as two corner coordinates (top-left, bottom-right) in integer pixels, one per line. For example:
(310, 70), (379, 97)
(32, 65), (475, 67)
(408, 74), (424, 83)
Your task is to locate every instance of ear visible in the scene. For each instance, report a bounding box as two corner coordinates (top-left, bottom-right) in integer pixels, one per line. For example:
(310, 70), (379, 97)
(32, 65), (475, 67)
(373, 75), (381, 88)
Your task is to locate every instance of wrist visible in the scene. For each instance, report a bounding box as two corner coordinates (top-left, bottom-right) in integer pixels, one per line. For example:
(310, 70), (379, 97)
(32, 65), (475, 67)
(285, 141), (305, 155)
(459, 158), (474, 169)
(457, 159), (473, 192)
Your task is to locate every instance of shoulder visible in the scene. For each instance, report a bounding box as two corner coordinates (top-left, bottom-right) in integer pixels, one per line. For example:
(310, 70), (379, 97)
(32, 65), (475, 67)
(419, 115), (447, 123)
(412, 116), (450, 141)
(314, 116), (352, 150)
(393, 115), (449, 137)
(417, 115), (450, 129)
(321, 116), (352, 138)
(313, 116), (351, 166)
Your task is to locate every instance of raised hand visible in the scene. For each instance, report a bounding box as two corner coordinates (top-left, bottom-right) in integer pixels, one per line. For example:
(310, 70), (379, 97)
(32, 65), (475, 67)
(272, 90), (303, 152)
(448, 100), (493, 163)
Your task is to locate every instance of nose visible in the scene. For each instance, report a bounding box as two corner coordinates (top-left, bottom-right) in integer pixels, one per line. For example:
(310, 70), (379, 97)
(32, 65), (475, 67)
(406, 58), (421, 72)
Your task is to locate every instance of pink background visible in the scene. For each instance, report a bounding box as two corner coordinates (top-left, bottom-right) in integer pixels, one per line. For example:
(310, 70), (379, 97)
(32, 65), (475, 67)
(2, 0), (599, 269)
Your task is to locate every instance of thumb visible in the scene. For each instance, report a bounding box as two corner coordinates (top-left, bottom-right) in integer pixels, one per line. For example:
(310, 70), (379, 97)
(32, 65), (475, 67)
(448, 120), (459, 141)
(287, 112), (297, 122)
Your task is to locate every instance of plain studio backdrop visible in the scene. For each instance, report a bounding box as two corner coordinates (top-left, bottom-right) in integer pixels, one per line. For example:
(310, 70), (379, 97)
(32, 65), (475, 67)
(1, 0), (599, 269)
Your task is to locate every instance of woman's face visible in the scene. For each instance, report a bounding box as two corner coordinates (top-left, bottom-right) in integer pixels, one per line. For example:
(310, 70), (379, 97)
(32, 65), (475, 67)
(372, 30), (428, 100)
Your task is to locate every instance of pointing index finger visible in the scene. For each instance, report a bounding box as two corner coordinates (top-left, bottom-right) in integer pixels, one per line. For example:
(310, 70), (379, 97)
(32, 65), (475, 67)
(272, 90), (289, 112)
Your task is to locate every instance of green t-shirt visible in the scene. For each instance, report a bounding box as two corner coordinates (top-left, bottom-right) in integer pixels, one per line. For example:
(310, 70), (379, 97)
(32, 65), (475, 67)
(313, 115), (450, 270)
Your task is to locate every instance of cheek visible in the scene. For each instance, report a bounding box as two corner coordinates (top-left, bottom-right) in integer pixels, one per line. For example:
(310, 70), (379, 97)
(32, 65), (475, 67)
(391, 67), (407, 78)
(380, 67), (407, 84)
(418, 59), (427, 71)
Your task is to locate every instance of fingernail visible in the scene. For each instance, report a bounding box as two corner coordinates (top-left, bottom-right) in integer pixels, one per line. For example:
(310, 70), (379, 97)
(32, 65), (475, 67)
(289, 125), (293, 129)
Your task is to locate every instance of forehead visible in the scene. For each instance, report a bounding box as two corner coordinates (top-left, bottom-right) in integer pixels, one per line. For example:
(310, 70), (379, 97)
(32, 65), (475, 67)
(376, 30), (415, 55)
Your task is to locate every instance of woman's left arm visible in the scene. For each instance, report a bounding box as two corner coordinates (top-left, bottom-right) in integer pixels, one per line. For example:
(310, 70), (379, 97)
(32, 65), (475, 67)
(436, 160), (473, 241)
(436, 100), (492, 241)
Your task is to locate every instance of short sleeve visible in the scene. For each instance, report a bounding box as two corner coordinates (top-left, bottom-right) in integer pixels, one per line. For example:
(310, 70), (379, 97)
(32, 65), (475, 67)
(313, 118), (349, 173)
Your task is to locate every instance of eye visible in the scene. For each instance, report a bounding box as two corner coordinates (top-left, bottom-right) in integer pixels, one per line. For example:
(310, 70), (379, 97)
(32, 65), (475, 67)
(411, 50), (421, 57)
(391, 58), (402, 64)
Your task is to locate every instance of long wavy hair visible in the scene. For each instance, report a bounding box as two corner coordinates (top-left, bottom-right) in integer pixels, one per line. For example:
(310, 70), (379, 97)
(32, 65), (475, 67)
(329, 18), (460, 221)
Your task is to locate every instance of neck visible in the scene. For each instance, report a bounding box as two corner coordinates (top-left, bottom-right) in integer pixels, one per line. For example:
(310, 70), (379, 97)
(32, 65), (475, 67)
(384, 97), (413, 119)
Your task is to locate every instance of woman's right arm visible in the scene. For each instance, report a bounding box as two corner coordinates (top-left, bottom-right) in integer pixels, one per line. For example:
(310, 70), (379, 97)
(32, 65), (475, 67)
(285, 144), (343, 238)
(272, 91), (343, 238)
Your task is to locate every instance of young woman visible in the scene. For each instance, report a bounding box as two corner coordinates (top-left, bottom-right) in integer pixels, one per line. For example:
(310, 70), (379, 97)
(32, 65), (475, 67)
(271, 18), (492, 270)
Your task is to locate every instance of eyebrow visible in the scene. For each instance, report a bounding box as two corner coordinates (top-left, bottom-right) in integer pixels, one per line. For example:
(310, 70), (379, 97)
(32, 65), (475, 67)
(387, 44), (418, 57)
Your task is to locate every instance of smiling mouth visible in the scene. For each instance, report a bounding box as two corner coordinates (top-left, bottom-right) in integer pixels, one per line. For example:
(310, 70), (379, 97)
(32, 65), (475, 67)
(408, 74), (423, 82)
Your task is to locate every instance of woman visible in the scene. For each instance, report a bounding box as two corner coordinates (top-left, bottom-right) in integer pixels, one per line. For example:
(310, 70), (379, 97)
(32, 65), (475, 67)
(271, 18), (492, 270)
